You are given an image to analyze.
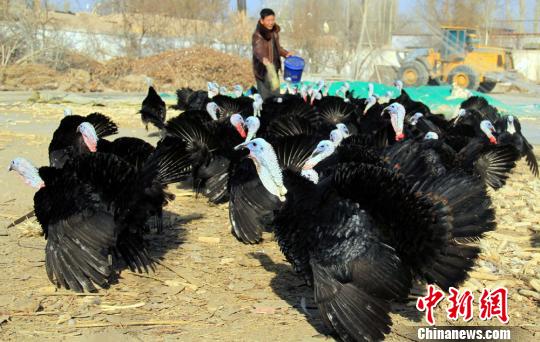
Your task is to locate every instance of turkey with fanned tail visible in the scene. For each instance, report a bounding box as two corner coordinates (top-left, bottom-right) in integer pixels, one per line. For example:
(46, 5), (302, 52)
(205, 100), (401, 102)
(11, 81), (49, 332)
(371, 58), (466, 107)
(496, 114), (538, 177)
(234, 137), (496, 341)
(48, 111), (118, 168)
(8, 142), (190, 292)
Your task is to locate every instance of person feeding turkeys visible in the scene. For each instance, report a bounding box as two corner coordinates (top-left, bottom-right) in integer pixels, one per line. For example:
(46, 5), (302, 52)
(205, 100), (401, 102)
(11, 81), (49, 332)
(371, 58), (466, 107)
(252, 8), (293, 100)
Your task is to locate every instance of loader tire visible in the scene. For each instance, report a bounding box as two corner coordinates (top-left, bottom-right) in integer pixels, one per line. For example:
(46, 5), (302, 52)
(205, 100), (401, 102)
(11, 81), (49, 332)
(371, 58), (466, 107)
(398, 61), (429, 87)
(448, 65), (480, 90)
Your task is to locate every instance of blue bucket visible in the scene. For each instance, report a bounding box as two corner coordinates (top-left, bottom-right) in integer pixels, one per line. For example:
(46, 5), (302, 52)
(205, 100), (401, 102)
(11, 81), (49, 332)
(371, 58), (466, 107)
(284, 56), (305, 83)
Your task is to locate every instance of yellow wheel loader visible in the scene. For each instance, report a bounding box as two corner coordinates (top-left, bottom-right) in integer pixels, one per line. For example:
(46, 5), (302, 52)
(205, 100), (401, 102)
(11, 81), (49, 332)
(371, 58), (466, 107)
(398, 26), (515, 92)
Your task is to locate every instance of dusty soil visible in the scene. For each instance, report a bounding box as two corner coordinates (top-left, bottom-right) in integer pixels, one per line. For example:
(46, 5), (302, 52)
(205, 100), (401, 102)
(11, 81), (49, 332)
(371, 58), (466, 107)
(97, 47), (254, 92)
(0, 47), (253, 93)
(0, 96), (539, 341)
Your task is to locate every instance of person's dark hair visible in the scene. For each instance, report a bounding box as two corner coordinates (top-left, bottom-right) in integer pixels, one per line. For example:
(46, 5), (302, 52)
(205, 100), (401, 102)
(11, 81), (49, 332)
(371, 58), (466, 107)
(260, 8), (275, 19)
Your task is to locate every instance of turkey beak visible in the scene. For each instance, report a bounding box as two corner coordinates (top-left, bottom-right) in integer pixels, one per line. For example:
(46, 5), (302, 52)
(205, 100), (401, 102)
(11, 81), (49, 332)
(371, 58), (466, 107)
(309, 149), (322, 159)
(234, 142), (248, 151)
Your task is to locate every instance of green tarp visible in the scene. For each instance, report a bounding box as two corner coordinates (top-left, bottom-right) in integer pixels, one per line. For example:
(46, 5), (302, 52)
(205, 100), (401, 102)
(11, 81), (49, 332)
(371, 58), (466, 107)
(286, 81), (539, 118)
(160, 81), (540, 118)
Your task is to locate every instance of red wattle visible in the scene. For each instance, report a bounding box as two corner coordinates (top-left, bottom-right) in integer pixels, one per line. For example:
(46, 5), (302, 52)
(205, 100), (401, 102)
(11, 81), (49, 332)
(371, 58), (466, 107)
(236, 124), (247, 138)
(83, 135), (98, 152)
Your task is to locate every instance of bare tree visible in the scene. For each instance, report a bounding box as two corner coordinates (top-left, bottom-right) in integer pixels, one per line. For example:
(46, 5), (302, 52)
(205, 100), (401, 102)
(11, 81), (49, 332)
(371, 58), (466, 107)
(237, 0), (246, 14)
(95, 0), (229, 57)
(107, 0), (228, 20)
(504, 0), (512, 29)
(0, 4), (69, 67)
(415, 0), (485, 28)
(518, 0), (525, 33)
(0, 0), (9, 18)
(533, 1), (540, 33)
(480, 0), (501, 45)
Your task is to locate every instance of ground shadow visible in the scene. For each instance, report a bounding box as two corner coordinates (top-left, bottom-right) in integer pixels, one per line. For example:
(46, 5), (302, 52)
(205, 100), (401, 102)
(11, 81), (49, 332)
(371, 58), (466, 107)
(174, 180), (229, 205)
(113, 210), (203, 280)
(250, 251), (424, 332)
(249, 252), (333, 339)
(176, 179), (194, 190)
(384, 280), (424, 323)
(146, 210), (203, 260)
(391, 301), (423, 323)
(147, 131), (161, 138)
(531, 231), (540, 248)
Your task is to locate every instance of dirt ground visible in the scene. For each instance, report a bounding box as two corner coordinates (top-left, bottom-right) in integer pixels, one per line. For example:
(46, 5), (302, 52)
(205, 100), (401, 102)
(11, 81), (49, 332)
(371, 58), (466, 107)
(0, 47), (253, 93)
(0, 94), (539, 341)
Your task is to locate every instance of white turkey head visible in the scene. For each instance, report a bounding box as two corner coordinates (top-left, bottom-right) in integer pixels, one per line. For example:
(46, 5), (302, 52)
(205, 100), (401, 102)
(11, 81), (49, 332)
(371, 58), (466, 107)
(363, 95), (377, 115)
(506, 115), (516, 134)
(409, 112), (424, 126)
(300, 83), (308, 102)
(335, 123), (350, 138)
(322, 81), (333, 97)
(206, 102), (220, 121)
(233, 85), (243, 98)
(252, 94), (263, 117)
(424, 132), (439, 140)
(244, 116), (261, 142)
(394, 80), (403, 93)
(452, 108), (467, 126)
(207, 82), (219, 98)
(235, 138), (287, 202)
(77, 122), (98, 152)
(368, 83), (374, 97)
(8, 157), (44, 189)
(480, 120), (497, 144)
(329, 129), (344, 147)
(383, 103), (406, 141)
(303, 140), (336, 170)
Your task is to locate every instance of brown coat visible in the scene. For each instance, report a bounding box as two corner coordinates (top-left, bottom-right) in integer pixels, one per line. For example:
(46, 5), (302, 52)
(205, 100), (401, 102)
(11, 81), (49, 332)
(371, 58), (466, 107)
(252, 23), (288, 81)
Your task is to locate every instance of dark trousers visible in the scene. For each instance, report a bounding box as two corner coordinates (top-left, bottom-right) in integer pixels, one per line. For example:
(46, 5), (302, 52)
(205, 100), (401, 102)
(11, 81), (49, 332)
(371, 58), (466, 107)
(256, 74), (280, 100)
